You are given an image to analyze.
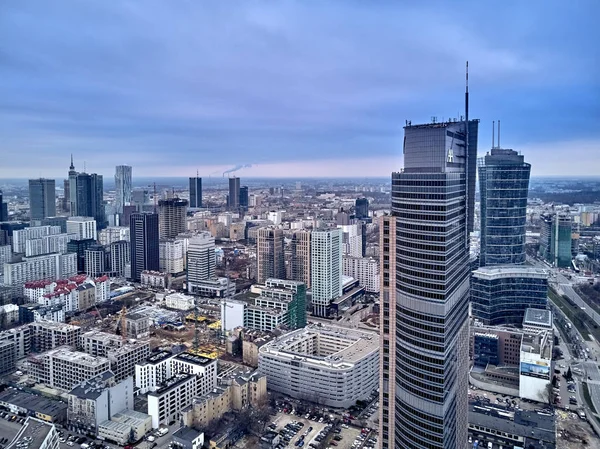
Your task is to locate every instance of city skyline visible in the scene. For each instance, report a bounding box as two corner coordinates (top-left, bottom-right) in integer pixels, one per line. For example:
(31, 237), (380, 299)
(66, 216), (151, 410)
(1, 2), (598, 178)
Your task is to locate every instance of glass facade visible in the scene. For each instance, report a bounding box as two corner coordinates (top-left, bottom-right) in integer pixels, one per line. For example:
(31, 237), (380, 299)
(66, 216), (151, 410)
(391, 120), (478, 449)
(129, 212), (159, 281)
(478, 148), (530, 266)
(115, 165), (132, 214)
(471, 266), (548, 326)
(189, 177), (202, 208)
(28, 178), (56, 220)
(539, 213), (572, 268)
(473, 334), (499, 367)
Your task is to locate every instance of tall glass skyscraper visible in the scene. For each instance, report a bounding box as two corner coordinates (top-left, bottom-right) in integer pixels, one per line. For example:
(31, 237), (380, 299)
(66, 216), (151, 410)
(28, 178), (56, 220)
(391, 118), (477, 449)
(115, 165), (132, 214)
(228, 177), (240, 210)
(129, 212), (159, 281)
(68, 158), (106, 229)
(189, 176), (202, 208)
(478, 148), (530, 266)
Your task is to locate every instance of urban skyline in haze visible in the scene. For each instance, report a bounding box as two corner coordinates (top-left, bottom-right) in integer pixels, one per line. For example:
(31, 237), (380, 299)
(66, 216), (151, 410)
(1, 1), (598, 178)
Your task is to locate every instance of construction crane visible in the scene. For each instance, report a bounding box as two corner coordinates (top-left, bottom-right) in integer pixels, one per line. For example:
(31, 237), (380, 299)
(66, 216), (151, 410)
(115, 306), (127, 339)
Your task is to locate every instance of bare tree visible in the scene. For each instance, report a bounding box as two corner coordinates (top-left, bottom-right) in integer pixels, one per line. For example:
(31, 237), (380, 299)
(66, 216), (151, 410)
(538, 382), (556, 406)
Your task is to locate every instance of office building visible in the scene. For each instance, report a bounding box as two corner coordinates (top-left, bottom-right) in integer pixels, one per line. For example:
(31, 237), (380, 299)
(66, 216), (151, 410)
(129, 212), (159, 281)
(539, 213), (573, 268)
(310, 228), (342, 316)
(68, 158), (106, 229)
(99, 226), (130, 245)
(289, 230), (311, 288)
(8, 417), (61, 449)
(158, 198), (188, 239)
(165, 292), (195, 311)
(389, 116), (478, 449)
(0, 190), (7, 222)
(114, 165), (132, 215)
(228, 177), (240, 211)
(33, 216), (68, 233)
(355, 197), (369, 219)
(239, 186), (249, 211)
(108, 240), (129, 277)
(338, 223), (363, 258)
(189, 176), (202, 209)
(67, 371), (134, 435)
(257, 227), (285, 284)
(342, 256), (380, 293)
(471, 266), (549, 326)
(258, 325), (379, 408)
(478, 147), (530, 266)
(29, 178), (56, 220)
(187, 232), (216, 285)
(67, 217), (97, 241)
(159, 239), (185, 274)
(29, 347), (111, 391)
(519, 330), (553, 402)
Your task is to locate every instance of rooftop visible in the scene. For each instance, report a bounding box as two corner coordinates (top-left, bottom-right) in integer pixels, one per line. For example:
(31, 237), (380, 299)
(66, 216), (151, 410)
(6, 417), (55, 449)
(472, 265), (549, 280)
(173, 426), (203, 443)
(173, 351), (214, 366)
(149, 373), (195, 396)
(142, 350), (173, 365)
(36, 347), (109, 368)
(68, 370), (115, 399)
(0, 389), (67, 417)
(523, 308), (552, 328)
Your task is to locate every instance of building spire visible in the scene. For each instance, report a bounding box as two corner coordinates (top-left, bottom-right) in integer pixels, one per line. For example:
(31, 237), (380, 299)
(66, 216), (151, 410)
(69, 154), (75, 170)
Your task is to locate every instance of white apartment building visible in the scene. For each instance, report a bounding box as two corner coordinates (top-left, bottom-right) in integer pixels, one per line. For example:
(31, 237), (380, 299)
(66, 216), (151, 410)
(135, 352), (217, 396)
(25, 275), (110, 313)
(29, 348), (111, 391)
(258, 325), (379, 408)
(159, 239), (185, 274)
(342, 256), (380, 293)
(11, 417), (60, 449)
(67, 217), (97, 240)
(29, 321), (81, 353)
(140, 270), (168, 289)
(310, 228), (342, 317)
(4, 253), (77, 293)
(85, 247), (105, 277)
(99, 226), (130, 245)
(12, 226), (62, 254)
(0, 326), (31, 359)
(267, 211), (283, 225)
(25, 233), (71, 257)
(338, 223), (363, 258)
(147, 374), (199, 429)
(164, 292), (195, 311)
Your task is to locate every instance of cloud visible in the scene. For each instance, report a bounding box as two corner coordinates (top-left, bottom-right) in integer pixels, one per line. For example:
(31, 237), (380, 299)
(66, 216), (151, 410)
(0, 0), (598, 177)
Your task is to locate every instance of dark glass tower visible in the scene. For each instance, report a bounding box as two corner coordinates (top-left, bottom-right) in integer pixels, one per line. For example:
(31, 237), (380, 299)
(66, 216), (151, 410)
(355, 197), (369, 219)
(478, 148), (530, 266)
(0, 190), (8, 222)
(391, 118), (478, 449)
(68, 159), (106, 229)
(228, 177), (240, 210)
(239, 186), (249, 211)
(129, 212), (159, 281)
(29, 178), (56, 220)
(189, 177), (202, 208)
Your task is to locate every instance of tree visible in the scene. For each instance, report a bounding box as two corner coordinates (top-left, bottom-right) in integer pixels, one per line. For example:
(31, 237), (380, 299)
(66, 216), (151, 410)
(538, 382), (556, 406)
(566, 367), (573, 381)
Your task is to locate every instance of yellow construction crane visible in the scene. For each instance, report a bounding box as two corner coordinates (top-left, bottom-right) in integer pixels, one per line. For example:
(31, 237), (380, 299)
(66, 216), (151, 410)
(116, 306), (127, 339)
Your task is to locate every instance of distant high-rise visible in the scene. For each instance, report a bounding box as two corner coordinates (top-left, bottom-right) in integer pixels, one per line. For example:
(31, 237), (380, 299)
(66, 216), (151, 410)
(29, 178), (56, 220)
(189, 177), (202, 208)
(239, 186), (249, 212)
(289, 230), (311, 288)
(129, 212), (159, 281)
(115, 165), (133, 214)
(389, 116), (478, 449)
(539, 213), (573, 267)
(0, 191), (8, 222)
(158, 198), (188, 239)
(338, 223), (363, 258)
(257, 227), (285, 284)
(355, 198), (369, 219)
(228, 177), (240, 210)
(479, 147), (530, 266)
(62, 179), (70, 213)
(310, 228), (342, 317)
(187, 232), (216, 286)
(68, 158), (106, 229)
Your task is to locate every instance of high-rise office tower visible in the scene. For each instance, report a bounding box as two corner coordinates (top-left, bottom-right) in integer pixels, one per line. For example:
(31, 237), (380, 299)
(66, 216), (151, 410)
(187, 232), (216, 284)
(478, 147), (530, 266)
(378, 215), (397, 446)
(115, 165), (133, 214)
(62, 179), (70, 213)
(189, 176), (202, 208)
(109, 240), (130, 278)
(158, 198), (188, 239)
(0, 191), (7, 222)
(239, 186), (249, 212)
(257, 227), (285, 284)
(228, 177), (240, 211)
(29, 178), (56, 220)
(539, 213), (573, 267)
(310, 228), (342, 317)
(355, 198), (369, 219)
(129, 212), (159, 281)
(68, 158), (106, 229)
(289, 230), (311, 288)
(390, 112), (478, 448)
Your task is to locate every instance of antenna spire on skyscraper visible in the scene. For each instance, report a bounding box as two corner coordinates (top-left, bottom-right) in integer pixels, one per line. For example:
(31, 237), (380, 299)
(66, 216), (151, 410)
(69, 154), (74, 170)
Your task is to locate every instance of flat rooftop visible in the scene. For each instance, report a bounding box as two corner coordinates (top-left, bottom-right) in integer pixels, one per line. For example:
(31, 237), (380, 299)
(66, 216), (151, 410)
(523, 308), (552, 327)
(143, 350), (173, 365)
(173, 352), (213, 366)
(149, 373), (194, 396)
(0, 389), (67, 417)
(7, 417), (55, 449)
(173, 426), (203, 443)
(472, 265), (549, 280)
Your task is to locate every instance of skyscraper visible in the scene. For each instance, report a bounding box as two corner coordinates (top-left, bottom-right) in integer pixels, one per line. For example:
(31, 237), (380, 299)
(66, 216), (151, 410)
(239, 186), (249, 212)
(289, 230), (311, 288)
(68, 158), (106, 229)
(28, 178), (56, 220)
(310, 228), (342, 317)
(158, 198), (188, 239)
(355, 197), (369, 219)
(129, 212), (159, 281)
(0, 191), (8, 222)
(539, 213), (573, 267)
(257, 227), (285, 284)
(390, 115), (478, 449)
(189, 176), (202, 208)
(187, 232), (216, 286)
(478, 147), (530, 266)
(228, 177), (240, 211)
(115, 165), (133, 214)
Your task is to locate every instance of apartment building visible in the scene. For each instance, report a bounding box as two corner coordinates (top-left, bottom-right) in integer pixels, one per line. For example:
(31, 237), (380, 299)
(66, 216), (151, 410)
(29, 321), (81, 353)
(147, 373), (200, 428)
(0, 326), (31, 359)
(342, 256), (380, 293)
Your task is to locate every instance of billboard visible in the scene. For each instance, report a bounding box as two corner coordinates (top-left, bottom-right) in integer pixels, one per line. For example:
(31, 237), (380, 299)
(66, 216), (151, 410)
(520, 361), (550, 379)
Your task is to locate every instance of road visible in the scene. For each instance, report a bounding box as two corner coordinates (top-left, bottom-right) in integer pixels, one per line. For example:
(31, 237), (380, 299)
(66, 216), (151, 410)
(584, 361), (600, 416)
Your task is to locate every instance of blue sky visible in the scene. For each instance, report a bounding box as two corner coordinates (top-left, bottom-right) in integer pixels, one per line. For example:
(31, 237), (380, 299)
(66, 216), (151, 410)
(1, 1), (598, 178)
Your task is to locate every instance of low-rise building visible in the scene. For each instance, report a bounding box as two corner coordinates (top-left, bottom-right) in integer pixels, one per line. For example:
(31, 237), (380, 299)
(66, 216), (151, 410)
(125, 313), (150, 339)
(172, 426), (204, 449)
(258, 325), (379, 408)
(29, 348), (111, 391)
(141, 270), (169, 289)
(98, 409), (152, 445)
(7, 417), (60, 449)
(165, 292), (195, 311)
(0, 389), (67, 424)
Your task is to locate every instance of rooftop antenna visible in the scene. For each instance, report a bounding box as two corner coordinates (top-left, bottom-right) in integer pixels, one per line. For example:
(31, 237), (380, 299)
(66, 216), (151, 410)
(498, 120), (501, 148)
(83, 161), (86, 173)
(492, 121), (495, 149)
(153, 182), (157, 213)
